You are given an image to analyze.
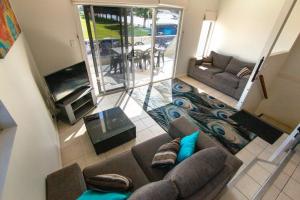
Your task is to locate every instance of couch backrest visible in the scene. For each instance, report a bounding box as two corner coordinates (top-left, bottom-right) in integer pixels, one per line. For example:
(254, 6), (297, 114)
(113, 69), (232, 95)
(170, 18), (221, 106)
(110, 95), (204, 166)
(163, 147), (227, 198)
(211, 51), (232, 70)
(46, 163), (87, 200)
(225, 58), (255, 75)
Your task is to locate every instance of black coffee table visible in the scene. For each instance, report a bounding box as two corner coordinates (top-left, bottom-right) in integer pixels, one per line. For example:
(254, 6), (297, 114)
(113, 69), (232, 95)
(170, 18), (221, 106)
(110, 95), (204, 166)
(84, 107), (136, 155)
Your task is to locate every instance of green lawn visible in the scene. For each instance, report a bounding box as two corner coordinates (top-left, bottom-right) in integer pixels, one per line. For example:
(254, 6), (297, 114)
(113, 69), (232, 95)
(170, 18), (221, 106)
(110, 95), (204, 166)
(80, 18), (120, 40)
(80, 17), (150, 41)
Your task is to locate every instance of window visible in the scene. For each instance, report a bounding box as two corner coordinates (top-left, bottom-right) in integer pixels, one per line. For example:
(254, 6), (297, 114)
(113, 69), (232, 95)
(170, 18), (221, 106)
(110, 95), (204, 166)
(196, 20), (215, 59)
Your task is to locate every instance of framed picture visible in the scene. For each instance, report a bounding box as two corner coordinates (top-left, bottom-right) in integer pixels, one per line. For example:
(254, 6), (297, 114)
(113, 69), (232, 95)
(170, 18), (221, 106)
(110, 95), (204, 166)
(0, 0), (21, 59)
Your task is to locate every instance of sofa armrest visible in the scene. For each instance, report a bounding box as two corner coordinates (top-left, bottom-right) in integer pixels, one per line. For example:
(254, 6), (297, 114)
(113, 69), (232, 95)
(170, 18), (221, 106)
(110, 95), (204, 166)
(238, 75), (250, 89)
(189, 57), (203, 66)
(234, 75), (251, 99)
(46, 163), (86, 200)
(168, 117), (243, 174)
(188, 57), (203, 75)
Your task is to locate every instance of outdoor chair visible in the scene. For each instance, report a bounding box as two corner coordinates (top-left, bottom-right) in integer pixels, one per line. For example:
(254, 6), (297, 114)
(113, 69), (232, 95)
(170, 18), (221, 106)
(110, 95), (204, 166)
(154, 48), (165, 69)
(128, 50), (143, 71)
(110, 51), (124, 74)
(142, 48), (152, 70)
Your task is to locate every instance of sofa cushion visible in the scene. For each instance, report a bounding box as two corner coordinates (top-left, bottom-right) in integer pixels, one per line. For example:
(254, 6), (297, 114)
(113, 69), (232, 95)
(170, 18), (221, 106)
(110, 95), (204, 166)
(182, 165), (233, 200)
(85, 174), (133, 192)
(78, 190), (131, 200)
(46, 163), (87, 200)
(128, 180), (178, 200)
(225, 58), (255, 75)
(195, 65), (224, 79)
(213, 72), (240, 89)
(132, 133), (173, 182)
(211, 51), (232, 69)
(237, 67), (251, 78)
(83, 151), (149, 191)
(152, 138), (181, 168)
(164, 147), (227, 198)
(177, 131), (199, 163)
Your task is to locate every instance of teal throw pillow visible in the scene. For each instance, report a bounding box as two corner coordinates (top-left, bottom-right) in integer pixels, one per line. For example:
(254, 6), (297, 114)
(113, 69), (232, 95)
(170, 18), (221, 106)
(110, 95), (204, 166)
(77, 190), (131, 200)
(176, 131), (200, 163)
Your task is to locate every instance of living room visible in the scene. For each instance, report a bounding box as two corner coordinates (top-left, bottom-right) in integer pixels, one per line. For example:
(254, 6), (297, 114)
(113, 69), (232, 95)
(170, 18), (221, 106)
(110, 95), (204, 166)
(0, 0), (300, 200)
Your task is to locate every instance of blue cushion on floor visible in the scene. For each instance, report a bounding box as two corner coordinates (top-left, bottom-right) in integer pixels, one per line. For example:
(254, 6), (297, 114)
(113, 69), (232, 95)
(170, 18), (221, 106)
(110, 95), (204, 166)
(77, 190), (131, 200)
(176, 131), (200, 163)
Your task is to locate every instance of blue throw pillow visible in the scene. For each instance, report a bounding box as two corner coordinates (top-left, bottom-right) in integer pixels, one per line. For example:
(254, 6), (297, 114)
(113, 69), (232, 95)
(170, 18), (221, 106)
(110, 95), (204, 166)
(176, 131), (200, 163)
(77, 190), (131, 200)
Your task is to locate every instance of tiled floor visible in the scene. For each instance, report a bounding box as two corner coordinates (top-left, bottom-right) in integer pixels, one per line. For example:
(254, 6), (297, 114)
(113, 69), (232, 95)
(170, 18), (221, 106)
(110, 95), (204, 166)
(57, 76), (299, 200)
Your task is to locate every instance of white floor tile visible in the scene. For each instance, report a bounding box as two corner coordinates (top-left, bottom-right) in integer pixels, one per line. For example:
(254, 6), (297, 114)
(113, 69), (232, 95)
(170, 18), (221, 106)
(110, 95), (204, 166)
(276, 192), (293, 200)
(148, 125), (166, 135)
(245, 140), (266, 156)
(141, 117), (157, 128)
(257, 160), (277, 173)
(253, 137), (270, 149)
(218, 187), (248, 200)
(236, 148), (256, 165)
(61, 140), (85, 164)
(134, 120), (147, 132)
(247, 163), (271, 185)
(290, 152), (300, 165)
(258, 149), (272, 160)
(282, 161), (297, 177)
(235, 174), (261, 199)
(136, 129), (153, 144)
(262, 185), (280, 200)
(273, 171), (290, 190)
(283, 178), (300, 200)
(291, 165), (300, 183)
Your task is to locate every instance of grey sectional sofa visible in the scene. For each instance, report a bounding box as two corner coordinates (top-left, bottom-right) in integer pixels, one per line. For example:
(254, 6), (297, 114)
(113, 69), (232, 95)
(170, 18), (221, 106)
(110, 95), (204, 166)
(188, 51), (255, 100)
(46, 116), (242, 200)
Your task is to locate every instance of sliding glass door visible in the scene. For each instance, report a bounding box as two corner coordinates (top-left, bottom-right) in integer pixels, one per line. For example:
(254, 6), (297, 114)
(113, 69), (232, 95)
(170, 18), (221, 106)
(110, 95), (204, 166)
(129, 8), (154, 87)
(153, 8), (181, 82)
(78, 5), (182, 94)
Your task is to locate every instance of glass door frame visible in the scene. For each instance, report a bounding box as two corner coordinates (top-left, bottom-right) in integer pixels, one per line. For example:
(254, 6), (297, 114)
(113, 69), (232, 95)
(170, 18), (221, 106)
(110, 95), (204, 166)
(152, 7), (183, 83)
(75, 4), (184, 95)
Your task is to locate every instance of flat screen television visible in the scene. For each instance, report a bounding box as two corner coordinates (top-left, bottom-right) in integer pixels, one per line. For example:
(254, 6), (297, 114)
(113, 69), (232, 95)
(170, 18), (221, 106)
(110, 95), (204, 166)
(45, 61), (90, 102)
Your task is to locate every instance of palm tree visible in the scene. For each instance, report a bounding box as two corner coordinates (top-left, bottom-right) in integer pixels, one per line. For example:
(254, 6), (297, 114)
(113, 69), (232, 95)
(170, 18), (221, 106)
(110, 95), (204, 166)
(134, 8), (152, 28)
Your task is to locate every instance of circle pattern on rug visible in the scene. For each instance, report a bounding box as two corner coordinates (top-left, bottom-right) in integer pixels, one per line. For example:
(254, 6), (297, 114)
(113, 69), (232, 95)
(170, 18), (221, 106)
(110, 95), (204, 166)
(173, 82), (192, 93)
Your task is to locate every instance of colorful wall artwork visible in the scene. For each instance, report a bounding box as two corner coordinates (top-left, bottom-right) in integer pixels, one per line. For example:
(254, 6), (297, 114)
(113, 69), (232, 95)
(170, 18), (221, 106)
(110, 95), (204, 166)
(0, 0), (21, 58)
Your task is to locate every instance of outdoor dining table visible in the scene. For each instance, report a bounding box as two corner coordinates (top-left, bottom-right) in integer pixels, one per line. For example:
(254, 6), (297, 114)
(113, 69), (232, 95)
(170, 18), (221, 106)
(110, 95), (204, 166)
(110, 44), (165, 70)
(111, 44), (165, 55)
(111, 44), (151, 55)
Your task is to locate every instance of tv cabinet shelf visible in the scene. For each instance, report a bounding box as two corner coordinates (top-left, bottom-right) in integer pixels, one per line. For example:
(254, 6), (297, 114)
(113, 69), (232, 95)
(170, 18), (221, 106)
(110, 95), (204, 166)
(74, 101), (95, 120)
(56, 87), (96, 124)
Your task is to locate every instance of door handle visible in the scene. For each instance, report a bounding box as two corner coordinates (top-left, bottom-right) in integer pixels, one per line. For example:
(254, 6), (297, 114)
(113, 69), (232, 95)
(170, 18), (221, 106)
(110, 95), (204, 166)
(252, 57), (264, 82)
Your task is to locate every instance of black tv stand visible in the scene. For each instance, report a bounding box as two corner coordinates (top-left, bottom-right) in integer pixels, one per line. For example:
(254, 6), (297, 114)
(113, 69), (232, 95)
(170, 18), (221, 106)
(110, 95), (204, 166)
(56, 86), (96, 124)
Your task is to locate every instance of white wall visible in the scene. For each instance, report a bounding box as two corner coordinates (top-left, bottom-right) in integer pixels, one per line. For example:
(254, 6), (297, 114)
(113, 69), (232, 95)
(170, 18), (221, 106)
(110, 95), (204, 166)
(11, 0), (189, 77)
(0, 34), (61, 200)
(209, 0), (285, 62)
(240, 0), (300, 115)
(176, 0), (220, 76)
(10, 0), (83, 75)
(272, 1), (300, 53)
(256, 34), (300, 129)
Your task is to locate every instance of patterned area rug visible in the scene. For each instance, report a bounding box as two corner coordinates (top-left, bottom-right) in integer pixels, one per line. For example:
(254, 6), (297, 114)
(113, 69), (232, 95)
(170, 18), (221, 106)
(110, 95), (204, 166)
(130, 78), (256, 154)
